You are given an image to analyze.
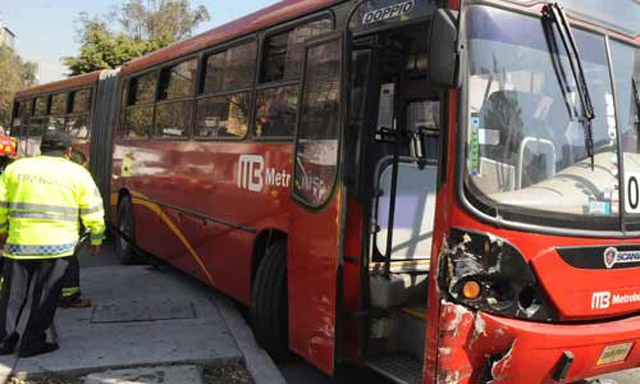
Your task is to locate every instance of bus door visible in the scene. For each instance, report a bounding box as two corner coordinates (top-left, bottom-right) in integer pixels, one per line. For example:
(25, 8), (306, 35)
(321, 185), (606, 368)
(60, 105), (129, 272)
(288, 34), (344, 375)
(349, 24), (442, 383)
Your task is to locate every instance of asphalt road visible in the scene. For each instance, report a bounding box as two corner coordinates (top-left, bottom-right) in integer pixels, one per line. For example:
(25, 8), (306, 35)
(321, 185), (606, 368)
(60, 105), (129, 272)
(77, 238), (119, 268)
(279, 357), (394, 384)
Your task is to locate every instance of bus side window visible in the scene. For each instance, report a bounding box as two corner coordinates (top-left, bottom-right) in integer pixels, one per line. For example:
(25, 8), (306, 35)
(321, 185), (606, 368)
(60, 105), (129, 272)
(15, 99), (33, 139)
(49, 92), (67, 132)
(66, 114), (90, 140)
(196, 40), (257, 139)
(294, 38), (342, 207)
(201, 41), (256, 95)
(11, 101), (22, 136)
(261, 18), (333, 83)
(66, 88), (92, 139)
(156, 59), (197, 139)
(124, 72), (157, 139)
(158, 59), (197, 101)
(50, 93), (67, 115)
(29, 96), (49, 138)
(254, 17), (333, 139)
(196, 92), (251, 139)
(254, 85), (299, 139)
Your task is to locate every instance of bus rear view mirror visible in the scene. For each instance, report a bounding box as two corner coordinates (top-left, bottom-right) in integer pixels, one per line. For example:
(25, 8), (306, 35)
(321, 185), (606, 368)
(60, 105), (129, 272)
(428, 9), (461, 88)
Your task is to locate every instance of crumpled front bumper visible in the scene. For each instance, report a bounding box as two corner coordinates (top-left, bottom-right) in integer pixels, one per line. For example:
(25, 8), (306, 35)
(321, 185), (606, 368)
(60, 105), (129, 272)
(436, 301), (640, 383)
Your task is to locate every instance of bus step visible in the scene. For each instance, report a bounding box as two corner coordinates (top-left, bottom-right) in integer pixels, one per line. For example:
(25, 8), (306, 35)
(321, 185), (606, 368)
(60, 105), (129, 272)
(366, 354), (423, 384)
(398, 306), (426, 360)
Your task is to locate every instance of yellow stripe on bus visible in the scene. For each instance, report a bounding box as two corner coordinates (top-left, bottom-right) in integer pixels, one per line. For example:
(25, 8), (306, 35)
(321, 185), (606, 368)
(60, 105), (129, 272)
(131, 197), (215, 286)
(110, 193), (118, 208)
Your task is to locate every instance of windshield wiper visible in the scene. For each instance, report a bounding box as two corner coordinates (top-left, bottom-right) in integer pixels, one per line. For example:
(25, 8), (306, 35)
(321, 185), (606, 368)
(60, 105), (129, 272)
(633, 76), (640, 131)
(543, 3), (596, 169)
(542, 13), (575, 118)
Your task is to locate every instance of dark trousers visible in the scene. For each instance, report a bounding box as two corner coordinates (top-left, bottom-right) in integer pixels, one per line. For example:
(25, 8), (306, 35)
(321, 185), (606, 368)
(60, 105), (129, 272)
(0, 258), (70, 351)
(61, 255), (81, 302)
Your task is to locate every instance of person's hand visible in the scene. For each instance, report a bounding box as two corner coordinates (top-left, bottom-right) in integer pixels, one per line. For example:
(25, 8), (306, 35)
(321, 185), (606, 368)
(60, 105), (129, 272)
(0, 234), (6, 247)
(89, 245), (101, 256)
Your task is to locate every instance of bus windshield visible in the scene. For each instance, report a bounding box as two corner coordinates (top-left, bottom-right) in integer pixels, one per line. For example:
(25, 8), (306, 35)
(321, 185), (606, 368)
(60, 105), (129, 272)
(611, 41), (640, 229)
(464, 5), (621, 230)
(506, 0), (640, 38)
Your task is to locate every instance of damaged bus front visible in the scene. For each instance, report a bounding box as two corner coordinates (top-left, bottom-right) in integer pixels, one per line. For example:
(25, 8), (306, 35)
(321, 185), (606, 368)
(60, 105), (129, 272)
(428, 0), (640, 382)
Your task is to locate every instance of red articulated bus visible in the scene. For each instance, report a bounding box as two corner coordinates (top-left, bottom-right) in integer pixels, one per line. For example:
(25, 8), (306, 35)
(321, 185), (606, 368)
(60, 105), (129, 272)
(10, 70), (120, 199)
(13, 0), (640, 382)
(12, 71), (101, 161)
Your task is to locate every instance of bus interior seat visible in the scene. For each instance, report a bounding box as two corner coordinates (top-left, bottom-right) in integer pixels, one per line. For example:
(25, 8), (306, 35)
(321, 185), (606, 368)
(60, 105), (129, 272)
(477, 90), (562, 191)
(481, 90), (560, 148)
(369, 159), (437, 309)
(370, 273), (429, 309)
(375, 160), (437, 262)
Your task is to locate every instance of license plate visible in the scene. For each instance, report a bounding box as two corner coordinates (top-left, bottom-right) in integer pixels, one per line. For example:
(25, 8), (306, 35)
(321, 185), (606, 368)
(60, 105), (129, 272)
(597, 342), (634, 366)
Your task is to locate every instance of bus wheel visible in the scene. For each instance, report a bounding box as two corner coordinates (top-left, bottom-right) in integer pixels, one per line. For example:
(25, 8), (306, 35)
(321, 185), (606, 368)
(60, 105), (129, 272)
(116, 195), (140, 265)
(251, 240), (289, 361)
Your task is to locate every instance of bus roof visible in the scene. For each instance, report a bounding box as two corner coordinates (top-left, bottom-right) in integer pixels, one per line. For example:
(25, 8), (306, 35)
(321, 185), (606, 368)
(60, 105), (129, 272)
(15, 70), (102, 100)
(121, 0), (344, 76)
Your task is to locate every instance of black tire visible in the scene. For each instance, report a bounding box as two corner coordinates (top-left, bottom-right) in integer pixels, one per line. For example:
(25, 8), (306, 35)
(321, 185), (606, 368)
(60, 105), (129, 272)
(251, 240), (289, 361)
(116, 195), (141, 265)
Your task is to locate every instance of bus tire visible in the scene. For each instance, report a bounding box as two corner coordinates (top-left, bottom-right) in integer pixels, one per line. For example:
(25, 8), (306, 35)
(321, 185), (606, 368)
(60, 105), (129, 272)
(251, 240), (289, 361)
(116, 195), (141, 265)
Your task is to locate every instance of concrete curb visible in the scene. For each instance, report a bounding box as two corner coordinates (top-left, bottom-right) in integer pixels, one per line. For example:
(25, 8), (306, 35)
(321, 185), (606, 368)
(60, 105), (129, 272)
(5, 358), (243, 382)
(214, 297), (287, 384)
(84, 365), (203, 384)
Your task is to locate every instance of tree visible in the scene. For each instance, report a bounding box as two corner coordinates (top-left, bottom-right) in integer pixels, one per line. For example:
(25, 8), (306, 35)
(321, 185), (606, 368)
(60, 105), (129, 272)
(0, 47), (38, 128)
(64, 0), (210, 76)
(21, 61), (38, 87)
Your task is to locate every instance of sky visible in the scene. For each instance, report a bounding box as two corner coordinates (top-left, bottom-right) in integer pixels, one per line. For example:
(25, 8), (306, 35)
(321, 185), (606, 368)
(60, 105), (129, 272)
(1, 0), (280, 84)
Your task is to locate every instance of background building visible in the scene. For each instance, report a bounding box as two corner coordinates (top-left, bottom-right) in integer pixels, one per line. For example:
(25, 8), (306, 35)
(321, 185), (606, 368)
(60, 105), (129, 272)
(0, 21), (15, 49)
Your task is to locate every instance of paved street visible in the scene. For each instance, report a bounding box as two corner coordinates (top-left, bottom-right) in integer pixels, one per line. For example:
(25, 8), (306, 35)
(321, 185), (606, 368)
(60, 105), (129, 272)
(0, 241), (285, 384)
(589, 369), (640, 384)
(82, 242), (392, 384)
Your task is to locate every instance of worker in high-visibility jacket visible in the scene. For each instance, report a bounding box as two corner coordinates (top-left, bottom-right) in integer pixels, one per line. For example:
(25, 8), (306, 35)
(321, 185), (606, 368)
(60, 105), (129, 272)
(60, 150), (92, 308)
(0, 130), (105, 357)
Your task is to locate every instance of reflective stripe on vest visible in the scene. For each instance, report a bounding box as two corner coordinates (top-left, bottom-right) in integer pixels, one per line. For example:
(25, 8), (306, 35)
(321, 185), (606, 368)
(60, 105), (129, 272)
(6, 242), (78, 257)
(9, 202), (80, 215)
(9, 211), (78, 222)
(62, 287), (81, 298)
(80, 205), (102, 215)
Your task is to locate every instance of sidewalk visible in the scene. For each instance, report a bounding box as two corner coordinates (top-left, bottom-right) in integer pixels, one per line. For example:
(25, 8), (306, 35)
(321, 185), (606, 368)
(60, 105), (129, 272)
(0, 262), (285, 384)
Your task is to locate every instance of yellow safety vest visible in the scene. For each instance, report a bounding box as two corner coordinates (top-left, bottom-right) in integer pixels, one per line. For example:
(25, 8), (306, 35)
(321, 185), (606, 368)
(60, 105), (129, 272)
(0, 156), (105, 259)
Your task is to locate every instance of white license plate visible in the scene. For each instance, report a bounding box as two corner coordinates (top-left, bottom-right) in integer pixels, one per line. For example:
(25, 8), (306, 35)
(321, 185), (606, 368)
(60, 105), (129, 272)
(597, 342), (634, 366)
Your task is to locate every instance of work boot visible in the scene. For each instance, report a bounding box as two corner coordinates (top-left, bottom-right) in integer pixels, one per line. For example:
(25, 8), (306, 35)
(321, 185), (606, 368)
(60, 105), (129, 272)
(59, 295), (92, 308)
(0, 334), (18, 355)
(17, 342), (59, 358)
(0, 342), (15, 355)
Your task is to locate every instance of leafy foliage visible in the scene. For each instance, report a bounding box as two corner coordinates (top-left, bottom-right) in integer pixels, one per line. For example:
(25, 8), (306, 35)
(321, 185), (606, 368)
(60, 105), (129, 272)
(64, 0), (210, 75)
(0, 47), (38, 127)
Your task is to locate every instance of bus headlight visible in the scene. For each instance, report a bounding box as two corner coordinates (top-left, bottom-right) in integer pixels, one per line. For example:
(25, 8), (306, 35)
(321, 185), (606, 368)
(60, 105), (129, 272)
(439, 229), (557, 321)
(461, 279), (482, 300)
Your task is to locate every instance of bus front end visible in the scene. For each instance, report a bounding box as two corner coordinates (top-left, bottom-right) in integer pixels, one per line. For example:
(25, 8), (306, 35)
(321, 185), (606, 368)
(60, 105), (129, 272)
(434, 1), (640, 382)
